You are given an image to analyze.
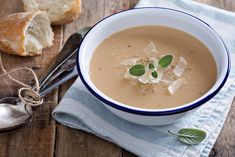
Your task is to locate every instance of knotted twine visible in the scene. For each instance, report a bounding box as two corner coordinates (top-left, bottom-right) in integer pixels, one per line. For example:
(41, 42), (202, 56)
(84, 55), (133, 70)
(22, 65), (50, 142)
(0, 53), (43, 106)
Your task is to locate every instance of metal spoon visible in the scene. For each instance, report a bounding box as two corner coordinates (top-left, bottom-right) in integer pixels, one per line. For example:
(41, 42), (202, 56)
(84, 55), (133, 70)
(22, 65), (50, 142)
(0, 67), (78, 133)
(39, 26), (91, 90)
(40, 52), (77, 92)
(0, 33), (82, 133)
(39, 33), (82, 90)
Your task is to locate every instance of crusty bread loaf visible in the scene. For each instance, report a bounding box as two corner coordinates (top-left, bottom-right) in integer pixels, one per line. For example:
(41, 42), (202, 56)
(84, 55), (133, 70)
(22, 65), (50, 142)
(0, 11), (54, 56)
(23, 0), (82, 25)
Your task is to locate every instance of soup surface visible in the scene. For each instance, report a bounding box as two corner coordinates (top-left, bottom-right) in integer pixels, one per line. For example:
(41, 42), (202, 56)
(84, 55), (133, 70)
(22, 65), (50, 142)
(90, 26), (217, 109)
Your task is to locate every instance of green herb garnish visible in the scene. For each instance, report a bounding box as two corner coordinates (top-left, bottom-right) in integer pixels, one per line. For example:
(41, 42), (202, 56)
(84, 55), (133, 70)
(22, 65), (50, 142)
(129, 64), (145, 76)
(168, 128), (207, 145)
(158, 55), (173, 68)
(148, 63), (155, 70)
(128, 54), (173, 78)
(151, 71), (158, 78)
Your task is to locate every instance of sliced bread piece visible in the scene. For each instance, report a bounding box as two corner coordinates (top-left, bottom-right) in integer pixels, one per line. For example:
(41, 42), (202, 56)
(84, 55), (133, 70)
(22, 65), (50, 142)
(23, 0), (82, 25)
(0, 11), (54, 56)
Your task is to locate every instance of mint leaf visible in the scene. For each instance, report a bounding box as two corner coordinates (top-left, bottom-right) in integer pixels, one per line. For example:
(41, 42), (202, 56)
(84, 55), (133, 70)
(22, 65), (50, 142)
(158, 55), (173, 67)
(129, 64), (145, 76)
(148, 63), (155, 70)
(151, 71), (158, 78)
(168, 128), (207, 145)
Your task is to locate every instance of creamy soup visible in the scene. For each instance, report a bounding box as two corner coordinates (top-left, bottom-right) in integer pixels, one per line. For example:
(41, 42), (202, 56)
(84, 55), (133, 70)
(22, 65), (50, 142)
(90, 26), (217, 109)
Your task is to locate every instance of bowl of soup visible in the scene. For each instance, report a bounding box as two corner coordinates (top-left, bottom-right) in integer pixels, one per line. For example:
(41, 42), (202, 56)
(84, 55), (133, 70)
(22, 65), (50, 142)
(76, 7), (230, 126)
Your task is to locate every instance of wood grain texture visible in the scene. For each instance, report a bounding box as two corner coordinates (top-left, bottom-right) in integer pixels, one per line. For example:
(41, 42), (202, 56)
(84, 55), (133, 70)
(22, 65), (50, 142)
(190, 1), (235, 157)
(0, 1), (62, 157)
(209, 99), (235, 157)
(56, 0), (235, 157)
(194, 0), (235, 11)
(0, 0), (234, 157)
(55, 1), (134, 157)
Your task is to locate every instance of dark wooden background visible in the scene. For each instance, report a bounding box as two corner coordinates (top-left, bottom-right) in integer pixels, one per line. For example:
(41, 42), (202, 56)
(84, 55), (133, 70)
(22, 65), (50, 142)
(0, 0), (234, 156)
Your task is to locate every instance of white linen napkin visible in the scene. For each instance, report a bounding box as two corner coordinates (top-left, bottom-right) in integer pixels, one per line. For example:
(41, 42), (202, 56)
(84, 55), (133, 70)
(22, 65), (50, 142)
(53, 0), (235, 156)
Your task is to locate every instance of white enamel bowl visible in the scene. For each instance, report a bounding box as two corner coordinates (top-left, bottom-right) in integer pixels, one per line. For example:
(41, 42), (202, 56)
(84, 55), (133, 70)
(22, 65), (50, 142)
(76, 7), (230, 126)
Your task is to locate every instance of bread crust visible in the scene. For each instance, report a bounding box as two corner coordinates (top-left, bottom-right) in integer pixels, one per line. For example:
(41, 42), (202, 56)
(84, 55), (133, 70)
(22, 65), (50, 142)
(0, 11), (52, 56)
(52, 0), (82, 25)
(23, 0), (82, 25)
(0, 12), (36, 56)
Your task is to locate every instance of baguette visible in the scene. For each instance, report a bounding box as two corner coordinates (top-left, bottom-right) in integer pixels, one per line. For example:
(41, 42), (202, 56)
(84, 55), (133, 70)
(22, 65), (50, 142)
(23, 0), (82, 25)
(0, 11), (54, 56)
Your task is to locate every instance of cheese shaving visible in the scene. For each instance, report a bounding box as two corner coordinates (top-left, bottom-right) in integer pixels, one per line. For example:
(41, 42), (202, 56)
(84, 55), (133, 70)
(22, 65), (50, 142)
(143, 42), (158, 55)
(137, 66), (166, 84)
(168, 79), (184, 95)
(122, 55), (187, 90)
(138, 67), (152, 84)
(173, 56), (187, 77)
(121, 57), (141, 66)
(149, 67), (165, 83)
(161, 75), (175, 84)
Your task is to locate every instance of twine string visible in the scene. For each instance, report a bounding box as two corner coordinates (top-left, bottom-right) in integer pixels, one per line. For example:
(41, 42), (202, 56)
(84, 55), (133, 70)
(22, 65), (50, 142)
(0, 54), (43, 106)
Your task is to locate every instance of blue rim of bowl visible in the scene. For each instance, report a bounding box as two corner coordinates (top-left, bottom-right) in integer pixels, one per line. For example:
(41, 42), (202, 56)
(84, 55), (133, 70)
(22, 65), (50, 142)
(76, 7), (231, 116)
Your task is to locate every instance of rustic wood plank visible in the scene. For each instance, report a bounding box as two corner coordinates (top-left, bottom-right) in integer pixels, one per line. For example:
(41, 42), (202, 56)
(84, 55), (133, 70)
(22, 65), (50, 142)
(0, 27), (62, 157)
(191, 1), (235, 157)
(57, 0), (235, 157)
(0, 1), (63, 156)
(55, 0), (139, 157)
(122, 150), (136, 157)
(0, 0), (23, 16)
(0, 0), (234, 157)
(194, 0), (235, 11)
(209, 99), (235, 157)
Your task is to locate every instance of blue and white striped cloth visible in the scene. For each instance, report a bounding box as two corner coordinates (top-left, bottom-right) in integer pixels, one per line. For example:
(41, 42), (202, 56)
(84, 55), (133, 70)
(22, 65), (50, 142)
(53, 0), (235, 156)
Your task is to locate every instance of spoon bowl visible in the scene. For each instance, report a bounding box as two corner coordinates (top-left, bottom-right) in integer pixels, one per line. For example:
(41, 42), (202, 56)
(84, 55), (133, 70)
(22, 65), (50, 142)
(0, 97), (32, 133)
(0, 31), (86, 133)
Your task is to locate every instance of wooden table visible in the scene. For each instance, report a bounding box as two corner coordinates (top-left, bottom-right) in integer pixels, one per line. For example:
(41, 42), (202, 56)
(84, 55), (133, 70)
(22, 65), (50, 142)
(0, 0), (234, 156)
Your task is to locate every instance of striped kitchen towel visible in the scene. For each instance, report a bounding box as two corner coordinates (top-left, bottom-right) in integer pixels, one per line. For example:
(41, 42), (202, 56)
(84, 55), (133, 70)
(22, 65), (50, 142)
(53, 0), (235, 156)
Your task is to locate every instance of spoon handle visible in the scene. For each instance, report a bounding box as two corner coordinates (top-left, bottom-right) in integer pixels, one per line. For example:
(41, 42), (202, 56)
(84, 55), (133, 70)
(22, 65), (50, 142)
(39, 26), (91, 91)
(39, 33), (82, 89)
(40, 52), (77, 92)
(39, 68), (78, 97)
